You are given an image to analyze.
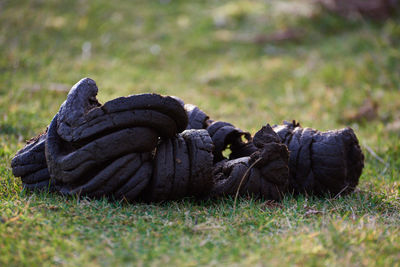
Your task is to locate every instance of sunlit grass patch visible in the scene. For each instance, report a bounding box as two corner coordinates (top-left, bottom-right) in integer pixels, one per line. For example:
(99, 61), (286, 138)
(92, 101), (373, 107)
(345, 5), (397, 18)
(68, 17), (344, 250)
(0, 0), (399, 266)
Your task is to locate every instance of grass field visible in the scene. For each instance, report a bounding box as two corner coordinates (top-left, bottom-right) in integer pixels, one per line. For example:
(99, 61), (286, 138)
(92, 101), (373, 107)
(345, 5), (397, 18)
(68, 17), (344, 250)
(1, 0), (400, 266)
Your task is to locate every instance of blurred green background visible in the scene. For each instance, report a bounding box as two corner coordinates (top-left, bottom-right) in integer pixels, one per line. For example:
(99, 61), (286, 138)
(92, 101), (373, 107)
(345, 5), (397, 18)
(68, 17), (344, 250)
(1, 0), (399, 266)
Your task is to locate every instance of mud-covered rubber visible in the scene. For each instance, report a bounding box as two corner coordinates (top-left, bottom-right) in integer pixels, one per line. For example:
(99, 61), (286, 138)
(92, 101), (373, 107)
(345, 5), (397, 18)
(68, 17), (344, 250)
(143, 130), (214, 201)
(10, 78), (365, 203)
(11, 132), (53, 190)
(90, 153), (151, 198)
(169, 135), (191, 200)
(115, 161), (153, 202)
(57, 78), (188, 144)
(182, 103), (257, 164)
(46, 114), (159, 185)
(273, 120), (364, 196)
(210, 125), (289, 200)
(184, 104), (209, 130)
(206, 121), (256, 163)
(181, 129), (214, 197)
(142, 138), (176, 202)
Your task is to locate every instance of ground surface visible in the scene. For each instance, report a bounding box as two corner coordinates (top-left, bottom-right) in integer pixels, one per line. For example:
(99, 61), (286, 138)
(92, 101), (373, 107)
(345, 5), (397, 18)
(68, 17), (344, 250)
(1, 0), (399, 266)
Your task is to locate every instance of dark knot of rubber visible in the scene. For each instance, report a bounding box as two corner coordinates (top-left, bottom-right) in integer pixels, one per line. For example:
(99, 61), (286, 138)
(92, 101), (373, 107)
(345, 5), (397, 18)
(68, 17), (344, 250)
(11, 78), (365, 202)
(12, 78), (214, 201)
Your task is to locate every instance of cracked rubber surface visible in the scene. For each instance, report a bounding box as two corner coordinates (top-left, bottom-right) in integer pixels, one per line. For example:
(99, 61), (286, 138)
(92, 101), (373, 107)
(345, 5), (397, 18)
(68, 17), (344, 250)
(206, 121), (257, 162)
(11, 78), (189, 201)
(210, 125), (289, 200)
(10, 77), (365, 203)
(169, 135), (191, 200)
(46, 114), (159, 185)
(141, 130), (214, 202)
(11, 131), (53, 190)
(143, 138), (176, 202)
(182, 103), (257, 164)
(90, 153), (151, 198)
(273, 120), (365, 196)
(181, 129), (214, 197)
(57, 78), (188, 144)
(184, 104), (210, 130)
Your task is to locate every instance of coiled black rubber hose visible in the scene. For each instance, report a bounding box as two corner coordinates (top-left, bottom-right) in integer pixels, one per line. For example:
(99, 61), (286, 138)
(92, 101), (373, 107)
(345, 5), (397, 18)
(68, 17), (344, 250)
(11, 78), (364, 202)
(11, 132), (51, 190)
(273, 120), (364, 196)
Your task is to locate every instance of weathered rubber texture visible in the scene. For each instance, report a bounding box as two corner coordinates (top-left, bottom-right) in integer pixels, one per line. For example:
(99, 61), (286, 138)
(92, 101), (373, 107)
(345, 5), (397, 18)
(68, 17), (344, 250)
(273, 120), (365, 196)
(229, 139), (258, 160)
(184, 104), (209, 130)
(206, 121), (256, 163)
(61, 109), (180, 145)
(182, 103), (256, 164)
(210, 125), (289, 200)
(56, 78), (188, 144)
(142, 138), (176, 202)
(90, 153), (152, 198)
(211, 158), (249, 196)
(10, 77), (365, 203)
(272, 120), (300, 144)
(101, 94), (188, 133)
(114, 161), (153, 202)
(46, 114), (159, 184)
(11, 131), (53, 190)
(11, 133), (47, 169)
(181, 129), (214, 197)
(143, 130), (213, 202)
(58, 153), (146, 196)
(169, 135), (191, 200)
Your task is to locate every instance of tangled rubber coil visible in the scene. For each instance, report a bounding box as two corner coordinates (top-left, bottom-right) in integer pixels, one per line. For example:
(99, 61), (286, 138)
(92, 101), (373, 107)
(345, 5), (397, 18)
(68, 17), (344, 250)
(11, 78), (364, 202)
(273, 120), (364, 196)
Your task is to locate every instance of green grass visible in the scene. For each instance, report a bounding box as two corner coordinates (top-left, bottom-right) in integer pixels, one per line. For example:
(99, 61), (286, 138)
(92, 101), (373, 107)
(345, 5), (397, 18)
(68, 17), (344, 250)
(1, 0), (400, 266)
